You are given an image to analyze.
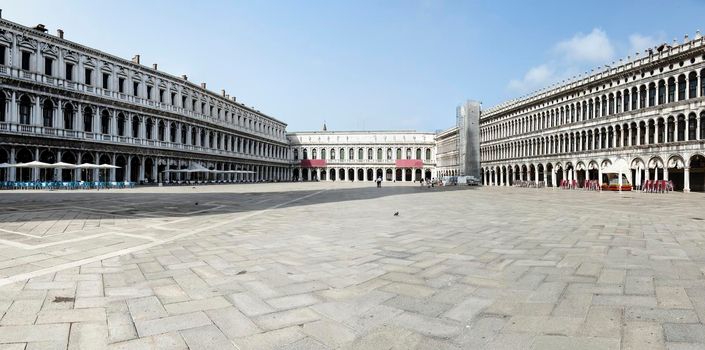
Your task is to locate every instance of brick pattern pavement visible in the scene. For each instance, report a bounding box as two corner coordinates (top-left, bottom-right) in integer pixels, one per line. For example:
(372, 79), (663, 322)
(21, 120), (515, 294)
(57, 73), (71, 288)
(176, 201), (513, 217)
(0, 184), (703, 349)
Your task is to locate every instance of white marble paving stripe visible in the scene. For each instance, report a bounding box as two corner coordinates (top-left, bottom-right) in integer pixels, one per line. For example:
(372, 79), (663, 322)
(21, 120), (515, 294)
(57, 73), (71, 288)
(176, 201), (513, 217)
(0, 189), (327, 287)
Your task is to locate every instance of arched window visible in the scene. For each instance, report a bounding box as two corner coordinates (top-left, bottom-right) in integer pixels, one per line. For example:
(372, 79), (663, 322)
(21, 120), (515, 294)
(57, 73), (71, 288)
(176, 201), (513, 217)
(293, 149), (299, 160)
(180, 125), (187, 144)
(312, 149), (317, 159)
(132, 116), (140, 138)
(425, 149), (431, 160)
(416, 148), (421, 159)
(303, 148), (308, 160)
(689, 72), (698, 99)
(339, 148), (345, 160)
(349, 148), (354, 160)
(101, 110), (110, 134)
(42, 99), (54, 127)
(63, 103), (74, 130)
(377, 148), (382, 160)
(668, 78), (675, 103)
(648, 83), (655, 107)
(321, 148), (326, 159)
(146, 119), (154, 139)
(117, 113), (126, 136)
(678, 75), (686, 101)
(0, 93), (5, 122)
(396, 148), (401, 159)
(658, 80), (666, 104)
(158, 120), (165, 141)
(406, 148), (411, 159)
(19, 95), (31, 125)
(170, 123), (177, 142)
(83, 107), (93, 132)
(330, 149), (335, 160)
(367, 148), (373, 160)
(358, 148), (363, 160)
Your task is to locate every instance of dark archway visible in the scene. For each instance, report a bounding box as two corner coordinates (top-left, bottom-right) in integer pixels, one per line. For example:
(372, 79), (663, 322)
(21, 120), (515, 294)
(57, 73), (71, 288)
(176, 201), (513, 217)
(130, 156), (140, 182)
(61, 151), (77, 181)
(115, 155), (127, 182)
(690, 155), (705, 192)
(39, 150), (56, 181)
(80, 153), (94, 181)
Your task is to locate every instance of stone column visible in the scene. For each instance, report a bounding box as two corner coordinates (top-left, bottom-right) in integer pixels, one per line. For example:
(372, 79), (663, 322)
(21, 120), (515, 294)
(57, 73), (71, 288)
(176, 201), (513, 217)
(684, 167), (691, 192)
(9, 148), (16, 181)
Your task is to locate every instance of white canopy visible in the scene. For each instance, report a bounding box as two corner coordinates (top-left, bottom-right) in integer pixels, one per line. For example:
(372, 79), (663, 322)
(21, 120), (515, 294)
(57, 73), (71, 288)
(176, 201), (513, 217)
(14, 161), (53, 168)
(51, 162), (78, 169)
(97, 164), (120, 169)
(77, 163), (101, 169)
(0, 163), (11, 168)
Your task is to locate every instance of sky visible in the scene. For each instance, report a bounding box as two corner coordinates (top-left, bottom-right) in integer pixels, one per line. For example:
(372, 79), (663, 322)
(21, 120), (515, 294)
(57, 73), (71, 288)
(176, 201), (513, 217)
(3, 0), (705, 132)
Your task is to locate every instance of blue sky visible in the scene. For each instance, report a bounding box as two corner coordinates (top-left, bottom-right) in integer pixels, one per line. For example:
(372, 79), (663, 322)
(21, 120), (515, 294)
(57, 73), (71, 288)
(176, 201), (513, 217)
(3, 0), (704, 131)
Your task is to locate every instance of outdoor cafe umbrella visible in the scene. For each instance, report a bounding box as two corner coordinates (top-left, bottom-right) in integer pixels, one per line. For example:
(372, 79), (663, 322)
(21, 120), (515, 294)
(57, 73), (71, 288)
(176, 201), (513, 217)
(76, 163), (101, 169)
(97, 164), (120, 169)
(50, 162), (78, 169)
(13, 160), (53, 168)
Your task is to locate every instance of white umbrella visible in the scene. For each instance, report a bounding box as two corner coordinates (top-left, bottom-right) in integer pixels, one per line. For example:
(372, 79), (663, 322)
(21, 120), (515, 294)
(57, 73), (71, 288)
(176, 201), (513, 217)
(98, 164), (120, 169)
(51, 162), (78, 169)
(77, 163), (101, 169)
(14, 160), (53, 168)
(0, 163), (12, 168)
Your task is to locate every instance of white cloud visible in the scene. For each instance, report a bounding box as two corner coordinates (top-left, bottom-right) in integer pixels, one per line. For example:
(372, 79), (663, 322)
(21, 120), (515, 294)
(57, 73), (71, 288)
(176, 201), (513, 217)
(628, 33), (660, 55)
(553, 28), (614, 63)
(508, 64), (555, 93)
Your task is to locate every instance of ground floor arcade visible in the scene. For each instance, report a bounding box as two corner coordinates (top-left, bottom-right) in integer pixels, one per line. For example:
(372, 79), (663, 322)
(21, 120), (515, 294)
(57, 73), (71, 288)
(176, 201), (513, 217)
(481, 150), (705, 192)
(0, 145), (291, 184)
(292, 167), (433, 182)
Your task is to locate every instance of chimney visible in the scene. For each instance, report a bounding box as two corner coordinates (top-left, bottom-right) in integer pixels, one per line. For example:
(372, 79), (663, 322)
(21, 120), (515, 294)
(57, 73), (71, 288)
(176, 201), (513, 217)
(181, 75), (188, 81)
(152, 63), (158, 70)
(57, 29), (64, 39)
(201, 82), (206, 89)
(231, 97), (237, 102)
(132, 55), (140, 64)
(0, 9), (3, 18)
(221, 89), (226, 97)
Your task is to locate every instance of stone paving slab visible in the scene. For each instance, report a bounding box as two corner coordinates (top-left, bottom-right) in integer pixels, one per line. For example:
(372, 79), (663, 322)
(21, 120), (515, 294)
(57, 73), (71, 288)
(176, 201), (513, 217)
(0, 183), (704, 348)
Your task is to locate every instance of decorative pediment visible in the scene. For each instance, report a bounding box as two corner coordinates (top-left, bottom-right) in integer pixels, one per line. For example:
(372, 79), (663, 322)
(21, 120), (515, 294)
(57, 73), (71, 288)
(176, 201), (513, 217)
(40, 42), (58, 56)
(63, 50), (78, 62)
(16, 33), (37, 50)
(83, 57), (95, 67)
(0, 30), (12, 44)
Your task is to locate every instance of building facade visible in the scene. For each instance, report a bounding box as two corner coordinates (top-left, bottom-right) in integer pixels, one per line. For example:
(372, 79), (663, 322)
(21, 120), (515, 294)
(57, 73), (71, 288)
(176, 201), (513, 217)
(0, 17), (292, 184)
(479, 33), (705, 192)
(287, 130), (436, 182)
(434, 126), (459, 177)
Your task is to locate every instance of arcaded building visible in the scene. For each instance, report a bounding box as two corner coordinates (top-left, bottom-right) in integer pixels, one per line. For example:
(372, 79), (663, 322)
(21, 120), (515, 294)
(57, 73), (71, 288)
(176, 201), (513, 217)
(480, 33), (705, 192)
(0, 17), (291, 183)
(287, 130), (436, 182)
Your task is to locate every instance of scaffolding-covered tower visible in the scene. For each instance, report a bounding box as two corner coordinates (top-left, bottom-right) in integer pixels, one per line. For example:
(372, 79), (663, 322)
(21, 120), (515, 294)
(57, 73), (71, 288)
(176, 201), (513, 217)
(456, 100), (481, 178)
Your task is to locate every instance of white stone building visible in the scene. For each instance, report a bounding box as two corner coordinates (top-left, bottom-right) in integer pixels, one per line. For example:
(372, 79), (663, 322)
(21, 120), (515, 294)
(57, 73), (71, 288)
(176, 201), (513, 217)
(434, 126), (460, 177)
(287, 130), (436, 182)
(0, 17), (292, 183)
(480, 33), (705, 192)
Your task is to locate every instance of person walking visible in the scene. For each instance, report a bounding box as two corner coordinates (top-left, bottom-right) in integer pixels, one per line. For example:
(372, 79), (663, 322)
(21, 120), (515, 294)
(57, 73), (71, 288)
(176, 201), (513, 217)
(376, 176), (382, 188)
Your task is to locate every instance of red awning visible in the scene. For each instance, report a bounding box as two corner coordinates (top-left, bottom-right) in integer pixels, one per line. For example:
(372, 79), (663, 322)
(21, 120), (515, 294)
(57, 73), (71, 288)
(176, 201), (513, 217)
(301, 159), (327, 168)
(395, 159), (423, 168)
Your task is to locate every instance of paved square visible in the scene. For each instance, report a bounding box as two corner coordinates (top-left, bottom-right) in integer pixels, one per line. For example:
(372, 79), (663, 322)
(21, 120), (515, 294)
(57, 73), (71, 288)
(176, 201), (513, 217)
(0, 183), (704, 349)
